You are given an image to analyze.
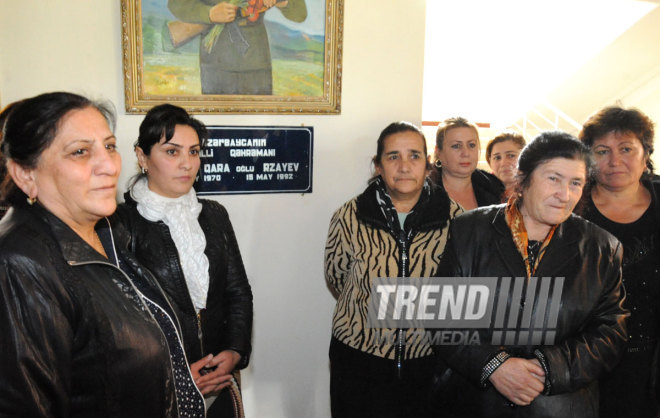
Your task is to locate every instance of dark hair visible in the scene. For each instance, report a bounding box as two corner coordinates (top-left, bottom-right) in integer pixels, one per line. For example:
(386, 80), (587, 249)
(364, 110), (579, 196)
(579, 106), (655, 175)
(371, 121), (430, 169)
(485, 132), (526, 163)
(132, 104), (208, 184)
(514, 131), (594, 196)
(0, 92), (115, 205)
(135, 104), (208, 156)
(0, 101), (24, 205)
(434, 117), (479, 151)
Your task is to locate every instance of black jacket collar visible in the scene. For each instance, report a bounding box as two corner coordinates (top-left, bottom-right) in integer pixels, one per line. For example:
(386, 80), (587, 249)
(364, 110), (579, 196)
(489, 205), (584, 277)
(355, 179), (452, 232)
(21, 202), (155, 285)
(435, 167), (505, 206)
(20, 203), (109, 264)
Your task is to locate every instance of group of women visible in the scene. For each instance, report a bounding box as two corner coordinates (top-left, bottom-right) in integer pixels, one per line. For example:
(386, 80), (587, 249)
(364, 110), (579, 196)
(326, 108), (659, 417)
(0, 93), (251, 417)
(0, 89), (657, 418)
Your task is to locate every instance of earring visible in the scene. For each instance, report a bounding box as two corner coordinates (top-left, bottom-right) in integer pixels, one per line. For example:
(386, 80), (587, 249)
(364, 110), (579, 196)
(27, 196), (36, 205)
(141, 166), (147, 174)
(434, 160), (442, 168)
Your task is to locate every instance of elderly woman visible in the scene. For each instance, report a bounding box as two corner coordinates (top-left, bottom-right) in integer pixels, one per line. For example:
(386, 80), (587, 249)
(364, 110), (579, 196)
(433, 131), (628, 417)
(325, 121), (462, 417)
(0, 92), (206, 416)
(579, 106), (660, 418)
(432, 117), (504, 210)
(486, 132), (526, 197)
(115, 104), (253, 418)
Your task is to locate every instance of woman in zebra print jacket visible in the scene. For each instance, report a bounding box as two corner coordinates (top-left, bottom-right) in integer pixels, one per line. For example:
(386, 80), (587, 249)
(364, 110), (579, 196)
(325, 121), (462, 417)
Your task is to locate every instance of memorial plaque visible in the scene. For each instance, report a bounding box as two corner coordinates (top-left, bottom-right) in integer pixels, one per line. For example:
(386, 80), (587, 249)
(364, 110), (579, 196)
(194, 126), (313, 195)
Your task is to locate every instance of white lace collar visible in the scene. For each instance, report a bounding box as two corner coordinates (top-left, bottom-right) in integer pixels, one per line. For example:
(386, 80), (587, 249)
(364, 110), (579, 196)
(131, 177), (210, 311)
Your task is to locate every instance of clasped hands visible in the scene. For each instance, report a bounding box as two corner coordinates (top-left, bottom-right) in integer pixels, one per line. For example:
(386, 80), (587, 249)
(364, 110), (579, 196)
(190, 350), (241, 395)
(489, 357), (545, 406)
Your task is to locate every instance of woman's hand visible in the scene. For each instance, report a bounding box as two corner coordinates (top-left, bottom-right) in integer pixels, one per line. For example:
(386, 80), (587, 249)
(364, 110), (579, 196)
(489, 357), (545, 406)
(210, 350), (242, 375)
(209, 2), (238, 23)
(191, 351), (242, 395)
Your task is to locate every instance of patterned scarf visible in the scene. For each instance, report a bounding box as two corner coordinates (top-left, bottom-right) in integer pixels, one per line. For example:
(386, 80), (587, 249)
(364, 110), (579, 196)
(504, 196), (557, 277)
(373, 176), (431, 236)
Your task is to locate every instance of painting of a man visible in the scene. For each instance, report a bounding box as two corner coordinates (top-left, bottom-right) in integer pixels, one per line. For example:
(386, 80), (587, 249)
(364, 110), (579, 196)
(167, 0), (307, 95)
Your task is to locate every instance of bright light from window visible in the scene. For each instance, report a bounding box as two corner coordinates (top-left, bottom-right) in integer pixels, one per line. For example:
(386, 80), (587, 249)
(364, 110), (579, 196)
(422, 0), (656, 128)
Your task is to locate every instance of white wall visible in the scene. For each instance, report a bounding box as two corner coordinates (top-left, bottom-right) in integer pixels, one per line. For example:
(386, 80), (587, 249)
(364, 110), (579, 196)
(0, 1), (427, 417)
(620, 75), (660, 171)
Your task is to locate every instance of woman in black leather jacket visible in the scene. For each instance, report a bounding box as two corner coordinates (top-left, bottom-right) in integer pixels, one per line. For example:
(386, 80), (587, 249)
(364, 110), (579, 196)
(433, 131), (628, 417)
(116, 104), (253, 418)
(0, 92), (205, 417)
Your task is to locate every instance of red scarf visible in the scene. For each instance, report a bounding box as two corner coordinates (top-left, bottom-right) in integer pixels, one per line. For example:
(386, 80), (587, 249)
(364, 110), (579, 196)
(504, 197), (557, 277)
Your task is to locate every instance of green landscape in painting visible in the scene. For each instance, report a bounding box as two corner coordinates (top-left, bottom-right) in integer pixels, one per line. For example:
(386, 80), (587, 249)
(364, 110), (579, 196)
(141, 3), (325, 97)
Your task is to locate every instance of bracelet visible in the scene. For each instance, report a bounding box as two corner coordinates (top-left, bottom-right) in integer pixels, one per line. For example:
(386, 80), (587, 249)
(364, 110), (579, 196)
(533, 349), (551, 395)
(480, 351), (510, 386)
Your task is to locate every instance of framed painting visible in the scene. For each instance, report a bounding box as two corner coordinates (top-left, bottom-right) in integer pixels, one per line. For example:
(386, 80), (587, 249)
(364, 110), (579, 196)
(120, 0), (343, 114)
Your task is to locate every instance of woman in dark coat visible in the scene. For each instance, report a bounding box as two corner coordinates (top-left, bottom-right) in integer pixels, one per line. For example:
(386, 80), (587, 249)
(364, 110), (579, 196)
(116, 104), (253, 418)
(0, 92), (205, 417)
(579, 106), (660, 418)
(433, 131), (628, 417)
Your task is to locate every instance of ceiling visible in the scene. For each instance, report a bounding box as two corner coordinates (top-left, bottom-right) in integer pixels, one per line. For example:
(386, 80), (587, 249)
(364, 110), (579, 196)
(515, 4), (660, 137)
(422, 1), (660, 140)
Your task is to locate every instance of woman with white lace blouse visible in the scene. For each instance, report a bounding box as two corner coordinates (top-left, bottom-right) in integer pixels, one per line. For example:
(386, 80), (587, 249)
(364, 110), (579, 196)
(116, 104), (253, 418)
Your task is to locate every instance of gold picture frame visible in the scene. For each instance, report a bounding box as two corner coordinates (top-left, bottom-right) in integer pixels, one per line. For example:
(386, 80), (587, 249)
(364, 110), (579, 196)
(121, 0), (343, 114)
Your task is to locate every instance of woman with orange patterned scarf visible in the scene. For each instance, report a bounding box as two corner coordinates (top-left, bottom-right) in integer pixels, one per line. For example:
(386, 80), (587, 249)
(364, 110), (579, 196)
(432, 131), (628, 417)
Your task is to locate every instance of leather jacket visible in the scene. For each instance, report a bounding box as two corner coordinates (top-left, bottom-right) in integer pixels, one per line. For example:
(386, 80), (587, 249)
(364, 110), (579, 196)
(433, 167), (505, 206)
(433, 205), (628, 417)
(0, 203), (179, 417)
(116, 193), (253, 368)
